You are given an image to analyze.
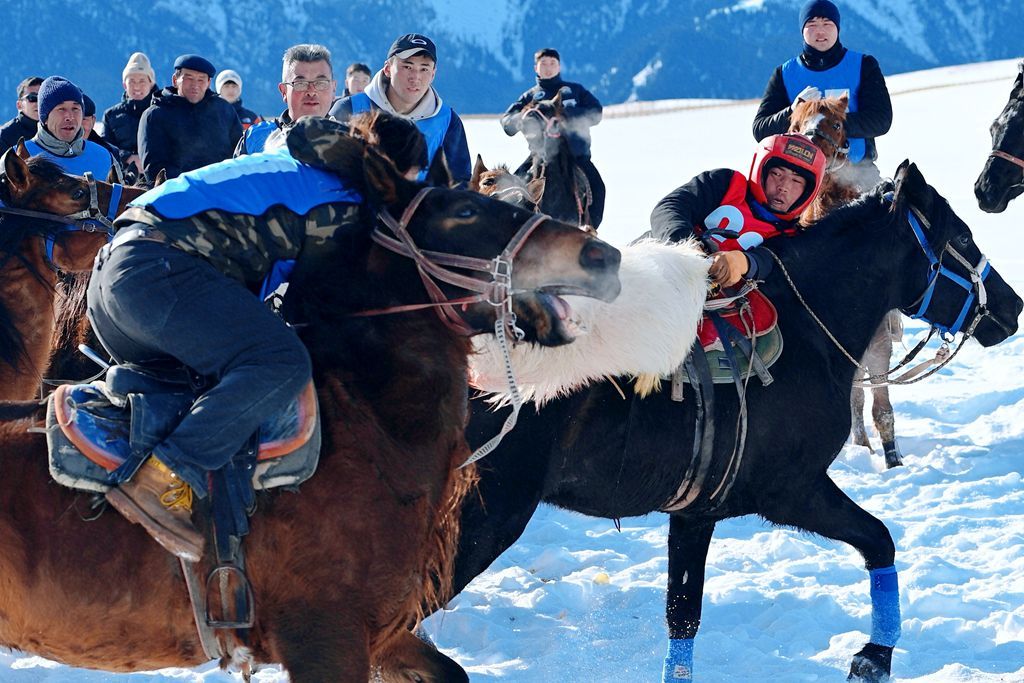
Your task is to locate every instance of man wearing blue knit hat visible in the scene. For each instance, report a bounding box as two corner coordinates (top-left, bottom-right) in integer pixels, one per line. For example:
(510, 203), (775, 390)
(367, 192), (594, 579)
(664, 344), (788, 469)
(138, 53), (242, 183)
(23, 76), (121, 181)
(751, 0), (892, 189)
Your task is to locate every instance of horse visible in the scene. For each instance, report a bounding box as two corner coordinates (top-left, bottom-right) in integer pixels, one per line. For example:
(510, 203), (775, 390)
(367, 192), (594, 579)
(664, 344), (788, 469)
(0, 143), (142, 400)
(446, 161), (1021, 683)
(516, 91), (603, 228)
(975, 62), (1024, 213)
(0, 126), (621, 682)
(469, 154), (542, 211)
(790, 96), (906, 468)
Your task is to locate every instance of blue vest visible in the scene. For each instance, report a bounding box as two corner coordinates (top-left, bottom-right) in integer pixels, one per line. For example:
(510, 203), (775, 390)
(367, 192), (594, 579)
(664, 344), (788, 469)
(241, 119), (280, 154)
(131, 149), (362, 220)
(781, 51), (866, 163)
(350, 92), (452, 182)
(24, 139), (115, 178)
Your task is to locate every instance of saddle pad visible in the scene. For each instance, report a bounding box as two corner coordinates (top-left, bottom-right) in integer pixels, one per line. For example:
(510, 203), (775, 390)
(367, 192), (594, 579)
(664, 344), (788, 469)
(47, 380), (320, 494)
(697, 288), (778, 352)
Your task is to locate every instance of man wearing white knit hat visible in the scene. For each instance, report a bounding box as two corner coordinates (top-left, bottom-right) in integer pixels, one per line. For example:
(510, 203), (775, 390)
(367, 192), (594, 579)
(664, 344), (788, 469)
(215, 69), (261, 131)
(102, 52), (159, 180)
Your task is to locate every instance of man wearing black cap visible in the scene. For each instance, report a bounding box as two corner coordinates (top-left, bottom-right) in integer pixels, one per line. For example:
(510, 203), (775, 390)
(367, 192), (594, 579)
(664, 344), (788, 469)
(138, 54), (242, 183)
(752, 0), (891, 189)
(329, 33), (471, 185)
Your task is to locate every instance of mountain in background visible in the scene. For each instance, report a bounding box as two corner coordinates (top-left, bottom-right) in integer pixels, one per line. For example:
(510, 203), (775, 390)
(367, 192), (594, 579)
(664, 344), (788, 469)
(1, 0), (1021, 120)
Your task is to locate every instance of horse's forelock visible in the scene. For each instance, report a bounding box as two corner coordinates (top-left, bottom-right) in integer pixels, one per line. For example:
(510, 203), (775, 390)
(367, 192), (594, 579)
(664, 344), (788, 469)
(24, 156), (68, 183)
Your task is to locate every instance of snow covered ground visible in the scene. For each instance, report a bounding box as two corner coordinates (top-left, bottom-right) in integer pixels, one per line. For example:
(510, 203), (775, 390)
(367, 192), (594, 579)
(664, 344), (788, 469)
(4, 58), (1023, 682)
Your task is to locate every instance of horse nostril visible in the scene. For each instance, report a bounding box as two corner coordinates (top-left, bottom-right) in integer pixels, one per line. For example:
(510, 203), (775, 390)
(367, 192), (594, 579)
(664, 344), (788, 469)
(580, 240), (621, 270)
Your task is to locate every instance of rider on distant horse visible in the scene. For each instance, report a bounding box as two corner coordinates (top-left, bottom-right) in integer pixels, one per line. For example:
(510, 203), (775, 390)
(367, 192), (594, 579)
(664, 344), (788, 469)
(650, 133), (825, 286)
(86, 114), (427, 561)
(500, 48), (606, 227)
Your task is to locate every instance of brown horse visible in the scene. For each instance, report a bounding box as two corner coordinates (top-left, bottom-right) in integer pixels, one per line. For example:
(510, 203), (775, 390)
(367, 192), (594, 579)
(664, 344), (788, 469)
(790, 97), (905, 468)
(470, 154), (543, 211)
(0, 126), (621, 681)
(0, 143), (142, 400)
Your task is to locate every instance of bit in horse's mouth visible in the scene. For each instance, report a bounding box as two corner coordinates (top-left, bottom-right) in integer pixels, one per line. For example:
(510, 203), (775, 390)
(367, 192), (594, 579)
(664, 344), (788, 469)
(536, 290), (585, 338)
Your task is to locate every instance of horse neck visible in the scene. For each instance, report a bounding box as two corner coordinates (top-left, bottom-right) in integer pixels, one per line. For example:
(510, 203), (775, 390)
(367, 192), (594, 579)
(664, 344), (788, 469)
(0, 237), (58, 400)
(533, 138), (579, 222)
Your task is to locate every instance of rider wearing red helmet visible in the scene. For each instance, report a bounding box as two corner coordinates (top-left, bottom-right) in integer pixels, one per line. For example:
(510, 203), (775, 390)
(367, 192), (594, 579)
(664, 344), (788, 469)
(650, 132), (825, 286)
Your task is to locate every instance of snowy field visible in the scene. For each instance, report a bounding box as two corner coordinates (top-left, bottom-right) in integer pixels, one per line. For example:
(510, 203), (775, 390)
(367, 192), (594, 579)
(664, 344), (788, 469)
(4, 58), (1024, 682)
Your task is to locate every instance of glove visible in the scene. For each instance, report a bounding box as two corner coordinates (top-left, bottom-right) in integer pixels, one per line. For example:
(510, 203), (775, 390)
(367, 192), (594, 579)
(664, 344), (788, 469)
(708, 251), (749, 287)
(793, 85), (821, 107)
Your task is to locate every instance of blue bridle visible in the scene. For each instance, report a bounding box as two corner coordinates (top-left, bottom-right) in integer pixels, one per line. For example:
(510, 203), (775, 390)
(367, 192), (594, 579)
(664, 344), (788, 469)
(900, 204), (991, 337)
(41, 172), (121, 270)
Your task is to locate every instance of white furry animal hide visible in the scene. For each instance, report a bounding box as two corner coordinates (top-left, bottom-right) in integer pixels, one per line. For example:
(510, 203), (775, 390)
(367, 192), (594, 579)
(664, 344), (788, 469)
(469, 239), (710, 403)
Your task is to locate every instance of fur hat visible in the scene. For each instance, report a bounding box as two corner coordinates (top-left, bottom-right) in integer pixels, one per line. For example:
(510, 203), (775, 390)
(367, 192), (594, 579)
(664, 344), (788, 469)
(122, 52), (156, 85)
(800, 0), (841, 31)
(215, 69), (242, 95)
(37, 76), (83, 123)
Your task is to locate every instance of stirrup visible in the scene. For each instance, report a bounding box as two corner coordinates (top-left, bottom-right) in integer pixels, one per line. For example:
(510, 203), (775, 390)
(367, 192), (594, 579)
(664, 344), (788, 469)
(205, 563), (255, 629)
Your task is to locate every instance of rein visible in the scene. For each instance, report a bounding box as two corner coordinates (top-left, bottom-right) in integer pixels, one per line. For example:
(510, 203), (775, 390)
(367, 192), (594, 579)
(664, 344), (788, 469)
(989, 149), (1024, 172)
(765, 202), (995, 387)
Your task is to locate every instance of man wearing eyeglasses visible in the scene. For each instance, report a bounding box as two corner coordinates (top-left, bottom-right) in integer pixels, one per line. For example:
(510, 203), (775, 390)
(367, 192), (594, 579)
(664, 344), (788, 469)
(235, 44), (337, 156)
(0, 76), (44, 153)
(329, 34), (471, 186)
(138, 54), (242, 183)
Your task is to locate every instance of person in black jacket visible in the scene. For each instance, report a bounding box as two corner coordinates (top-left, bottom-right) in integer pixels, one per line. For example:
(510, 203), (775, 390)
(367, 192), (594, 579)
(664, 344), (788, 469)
(138, 54), (242, 184)
(0, 76), (43, 153)
(215, 69), (262, 131)
(102, 53), (159, 180)
(500, 48), (605, 226)
(752, 0), (891, 190)
(650, 134), (825, 287)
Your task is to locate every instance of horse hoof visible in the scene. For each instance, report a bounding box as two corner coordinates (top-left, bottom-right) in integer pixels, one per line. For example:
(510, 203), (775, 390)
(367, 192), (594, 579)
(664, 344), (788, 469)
(882, 441), (904, 469)
(847, 642), (893, 682)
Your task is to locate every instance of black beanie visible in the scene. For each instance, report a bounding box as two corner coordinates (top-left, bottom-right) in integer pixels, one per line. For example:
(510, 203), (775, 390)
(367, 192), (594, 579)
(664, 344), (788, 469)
(37, 76), (84, 123)
(82, 94), (96, 118)
(800, 0), (841, 31)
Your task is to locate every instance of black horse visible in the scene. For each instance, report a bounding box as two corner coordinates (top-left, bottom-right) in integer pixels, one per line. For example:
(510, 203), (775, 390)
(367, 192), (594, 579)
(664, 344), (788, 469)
(976, 62), (1024, 213)
(516, 91), (604, 228)
(449, 161), (1022, 682)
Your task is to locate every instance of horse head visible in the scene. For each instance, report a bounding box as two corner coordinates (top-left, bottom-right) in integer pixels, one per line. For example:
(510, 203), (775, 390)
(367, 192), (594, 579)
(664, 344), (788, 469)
(520, 91), (566, 163)
(789, 95), (849, 164)
(893, 159), (1022, 346)
(975, 63), (1024, 213)
(470, 155), (543, 211)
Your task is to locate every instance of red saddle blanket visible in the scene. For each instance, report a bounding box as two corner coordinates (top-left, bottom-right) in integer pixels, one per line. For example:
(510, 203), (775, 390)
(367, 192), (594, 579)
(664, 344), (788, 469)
(697, 288), (779, 352)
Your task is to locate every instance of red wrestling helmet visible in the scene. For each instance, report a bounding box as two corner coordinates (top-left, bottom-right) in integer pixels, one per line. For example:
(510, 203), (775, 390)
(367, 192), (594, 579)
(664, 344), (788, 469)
(748, 133), (826, 221)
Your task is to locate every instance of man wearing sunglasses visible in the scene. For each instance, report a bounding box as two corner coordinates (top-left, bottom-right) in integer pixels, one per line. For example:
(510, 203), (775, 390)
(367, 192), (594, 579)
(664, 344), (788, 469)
(235, 44), (337, 156)
(0, 76), (43, 153)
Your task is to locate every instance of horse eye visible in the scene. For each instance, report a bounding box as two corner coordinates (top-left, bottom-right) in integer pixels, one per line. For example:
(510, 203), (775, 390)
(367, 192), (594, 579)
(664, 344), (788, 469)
(955, 234), (971, 248)
(481, 178), (495, 186)
(832, 122), (841, 130)
(72, 188), (87, 200)
(455, 205), (477, 219)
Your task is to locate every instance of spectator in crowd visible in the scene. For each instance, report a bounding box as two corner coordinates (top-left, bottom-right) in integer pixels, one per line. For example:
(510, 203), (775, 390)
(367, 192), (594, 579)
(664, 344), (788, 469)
(216, 69), (261, 131)
(103, 52), (159, 180)
(329, 33), (471, 185)
(82, 93), (126, 181)
(343, 63), (371, 96)
(0, 76), (44, 152)
(138, 54), (241, 183)
(24, 76), (121, 180)
(751, 0), (891, 189)
(500, 47), (605, 226)
(236, 44), (336, 156)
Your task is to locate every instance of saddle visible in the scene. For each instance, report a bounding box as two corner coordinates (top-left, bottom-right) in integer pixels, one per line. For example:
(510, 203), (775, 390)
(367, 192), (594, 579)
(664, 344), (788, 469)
(687, 286), (782, 385)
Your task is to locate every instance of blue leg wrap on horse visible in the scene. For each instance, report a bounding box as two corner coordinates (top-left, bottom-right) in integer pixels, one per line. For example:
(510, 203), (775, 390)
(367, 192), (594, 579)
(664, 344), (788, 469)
(869, 565), (901, 646)
(662, 638), (694, 682)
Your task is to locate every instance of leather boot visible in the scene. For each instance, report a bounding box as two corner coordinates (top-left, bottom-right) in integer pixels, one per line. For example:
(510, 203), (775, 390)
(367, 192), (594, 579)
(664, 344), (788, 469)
(106, 456), (205, 562)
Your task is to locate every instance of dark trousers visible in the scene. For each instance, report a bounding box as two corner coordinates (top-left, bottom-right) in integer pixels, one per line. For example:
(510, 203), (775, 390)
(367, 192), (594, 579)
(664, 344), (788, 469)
(86, 232), (311, 496)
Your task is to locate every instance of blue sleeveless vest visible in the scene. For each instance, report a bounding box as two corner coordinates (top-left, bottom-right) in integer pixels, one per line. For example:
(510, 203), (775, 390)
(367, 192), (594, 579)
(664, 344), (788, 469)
(242, 119), (280, 154)
(350, 92), (452, 181)
(781, 51), (866, 163)
(24, 139), (115, 178)
(131, 149), (362, 220)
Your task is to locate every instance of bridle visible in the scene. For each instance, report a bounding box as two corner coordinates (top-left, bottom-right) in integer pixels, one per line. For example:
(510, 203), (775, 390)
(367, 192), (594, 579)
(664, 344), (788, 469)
(768, 197), (1000, 387)
(0, 171), (120, 271)
(800, 121), (849, 172)
(521, 105), (562, 140)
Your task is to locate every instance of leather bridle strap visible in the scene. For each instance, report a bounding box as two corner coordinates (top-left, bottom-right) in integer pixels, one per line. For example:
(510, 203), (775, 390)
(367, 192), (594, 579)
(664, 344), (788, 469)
(990, 149), (1024, 171)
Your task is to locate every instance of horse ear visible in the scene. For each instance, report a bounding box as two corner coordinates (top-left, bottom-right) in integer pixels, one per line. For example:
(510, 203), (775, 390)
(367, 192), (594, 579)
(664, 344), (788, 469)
(836, 93), (849, 112)
(527, 177), (546, 206)
(893, 160), (930, 211)
(424, 149), (454, 188)
(154, 168), (167, 187)
(106, 165), (119, 184)
(15, 138), (29, 160)
(470, 154), (487, 192)
(2, 147), (32, 199)
(363, 145), (416, 208)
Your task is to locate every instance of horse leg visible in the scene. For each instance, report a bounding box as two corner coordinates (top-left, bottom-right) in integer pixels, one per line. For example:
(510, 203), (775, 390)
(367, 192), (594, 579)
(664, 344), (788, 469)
(662, 516), (716, 683)
(849, 385), (872, 450)
(765, 476), (899, 683)
(271, 604), (371, 683)
(377, 629), (468, 683)
(872, 313), (904, 468)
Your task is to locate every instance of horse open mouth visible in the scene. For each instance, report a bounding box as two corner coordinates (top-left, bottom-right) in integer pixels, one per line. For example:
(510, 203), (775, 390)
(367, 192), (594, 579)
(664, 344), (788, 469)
(535, 289), (586, 340)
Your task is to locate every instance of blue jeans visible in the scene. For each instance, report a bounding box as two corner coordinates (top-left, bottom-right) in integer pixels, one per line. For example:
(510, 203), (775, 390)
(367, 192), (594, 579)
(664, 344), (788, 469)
(86, 230), (311, 496)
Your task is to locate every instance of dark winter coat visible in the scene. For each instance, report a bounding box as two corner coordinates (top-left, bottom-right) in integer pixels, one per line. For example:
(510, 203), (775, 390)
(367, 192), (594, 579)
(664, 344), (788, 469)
(230, 98), (262, 130)
(102, 87), (158, 160)
(650, 168), (803, 281)
(752, 42), (892, 162)
(500, 75), (603, 159)
(138, 87), (242, 183)
(0, 112), (39, 152)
